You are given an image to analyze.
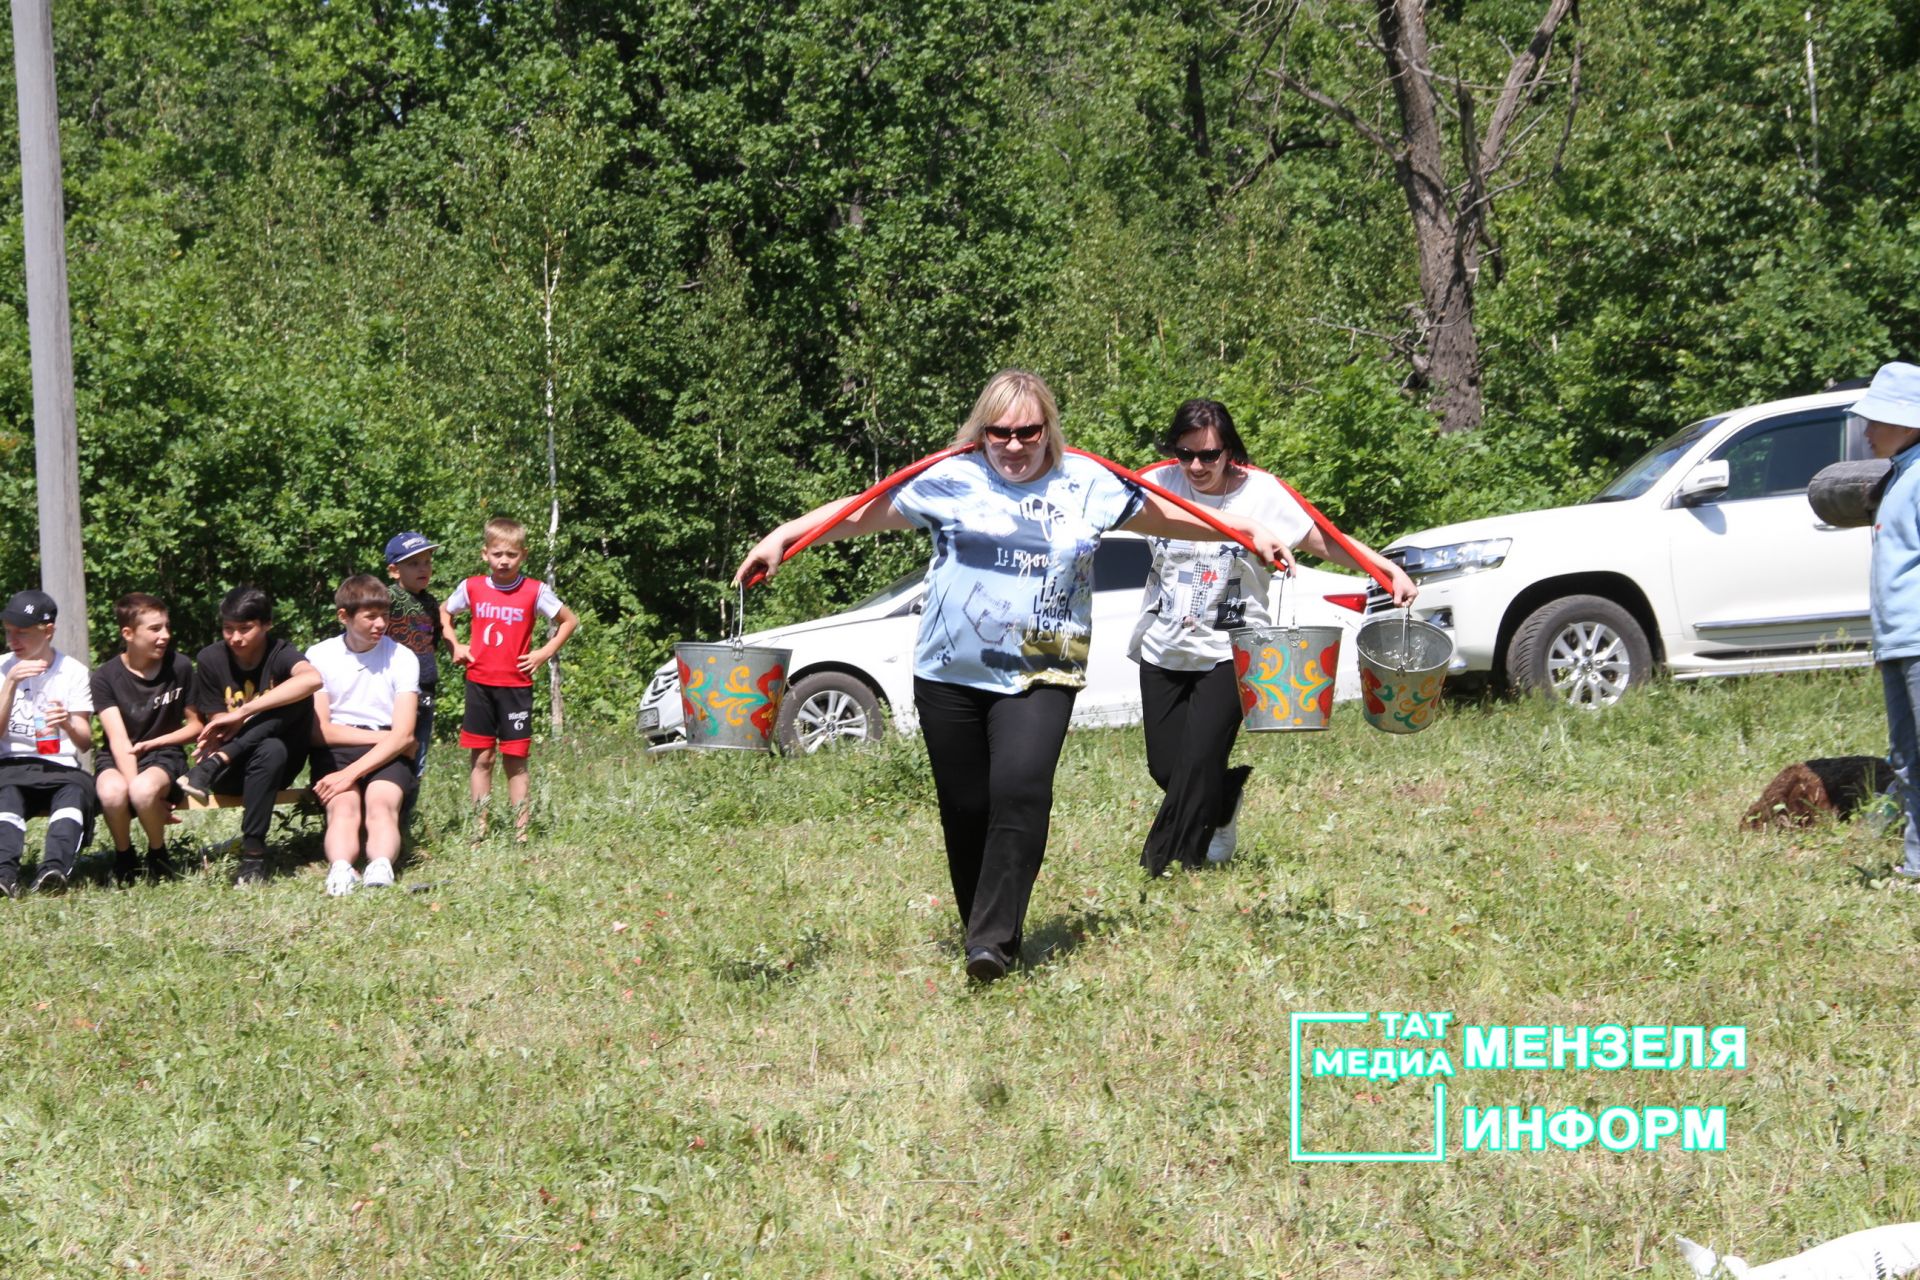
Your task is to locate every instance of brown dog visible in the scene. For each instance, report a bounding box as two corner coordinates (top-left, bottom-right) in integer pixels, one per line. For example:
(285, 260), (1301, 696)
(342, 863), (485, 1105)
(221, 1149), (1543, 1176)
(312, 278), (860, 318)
(1742, 756), (1895, 830)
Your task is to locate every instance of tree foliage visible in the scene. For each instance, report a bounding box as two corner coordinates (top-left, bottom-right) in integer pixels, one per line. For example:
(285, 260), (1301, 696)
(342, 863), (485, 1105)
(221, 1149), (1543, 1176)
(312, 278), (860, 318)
(0, 0), (1914, 719)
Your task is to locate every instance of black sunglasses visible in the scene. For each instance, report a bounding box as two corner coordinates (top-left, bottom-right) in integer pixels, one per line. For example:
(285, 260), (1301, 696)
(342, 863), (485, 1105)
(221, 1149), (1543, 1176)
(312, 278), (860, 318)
(984, 423), (1046, 443)
(1172, 446), (1225, 464)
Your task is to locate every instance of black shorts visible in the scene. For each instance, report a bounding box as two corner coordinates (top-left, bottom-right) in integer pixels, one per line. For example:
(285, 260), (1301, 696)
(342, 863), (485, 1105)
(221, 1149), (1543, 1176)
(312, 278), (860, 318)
(460, 683), (534, 756)
(135, 747), (189, 783)
(320, 744), (419, 796)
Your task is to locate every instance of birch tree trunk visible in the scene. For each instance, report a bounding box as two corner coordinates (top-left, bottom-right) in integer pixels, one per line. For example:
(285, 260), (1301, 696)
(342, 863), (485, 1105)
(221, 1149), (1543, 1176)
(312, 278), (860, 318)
(542, 231), (566, 735)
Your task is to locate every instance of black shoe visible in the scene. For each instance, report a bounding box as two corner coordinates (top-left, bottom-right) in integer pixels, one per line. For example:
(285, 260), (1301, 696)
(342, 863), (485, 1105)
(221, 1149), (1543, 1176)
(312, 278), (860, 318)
(965, 947), (1008, 983)
(234, 857), (267, 888)
(30, 866), (68, 896)
(0, 867), (17, 900)
(145, 847), (178, 883)
(179, 756), (223, 801)
(112, 849), (140, 887)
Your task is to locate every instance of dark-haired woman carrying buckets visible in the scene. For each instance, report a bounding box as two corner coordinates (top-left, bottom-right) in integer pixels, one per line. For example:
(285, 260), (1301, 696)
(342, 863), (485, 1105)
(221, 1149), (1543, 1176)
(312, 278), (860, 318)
(1131, 399), (1417, 875)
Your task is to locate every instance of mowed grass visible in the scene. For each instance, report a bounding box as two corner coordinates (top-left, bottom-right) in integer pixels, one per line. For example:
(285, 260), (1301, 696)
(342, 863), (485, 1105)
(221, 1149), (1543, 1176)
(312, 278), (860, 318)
(5, 668), (1920, 1278)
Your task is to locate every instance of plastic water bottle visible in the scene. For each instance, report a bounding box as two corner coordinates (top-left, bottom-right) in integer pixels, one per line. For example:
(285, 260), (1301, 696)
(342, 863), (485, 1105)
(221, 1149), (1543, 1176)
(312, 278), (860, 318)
(33, 702), (59, 755)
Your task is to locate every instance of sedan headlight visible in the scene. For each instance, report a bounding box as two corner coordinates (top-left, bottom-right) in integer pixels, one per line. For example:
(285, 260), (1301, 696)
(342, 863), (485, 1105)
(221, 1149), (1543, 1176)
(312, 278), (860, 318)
(643, 668), (677, 701)
(1393, 538), (1511, 582)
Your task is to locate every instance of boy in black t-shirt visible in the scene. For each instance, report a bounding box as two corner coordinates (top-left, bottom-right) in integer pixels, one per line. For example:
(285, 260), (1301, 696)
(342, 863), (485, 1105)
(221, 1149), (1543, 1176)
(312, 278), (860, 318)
(179, 586), (323, 886)
(91, 593), (199, 884)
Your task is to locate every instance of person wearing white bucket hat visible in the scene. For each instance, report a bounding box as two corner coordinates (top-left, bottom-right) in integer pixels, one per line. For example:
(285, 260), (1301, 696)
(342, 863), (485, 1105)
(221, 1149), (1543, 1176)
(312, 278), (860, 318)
(1130, 399), (1417, 875)
(1856, 361), (1920, 886)
(736, 371), (1296, 982)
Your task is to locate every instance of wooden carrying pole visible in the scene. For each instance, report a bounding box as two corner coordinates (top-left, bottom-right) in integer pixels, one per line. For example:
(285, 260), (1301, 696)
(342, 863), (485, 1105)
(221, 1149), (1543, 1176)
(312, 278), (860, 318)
(11, 0), (88, 660)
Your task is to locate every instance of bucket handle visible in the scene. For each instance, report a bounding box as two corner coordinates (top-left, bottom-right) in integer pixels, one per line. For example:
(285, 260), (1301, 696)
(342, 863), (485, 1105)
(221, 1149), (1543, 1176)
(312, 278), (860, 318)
(1380, 604), (1423, 673)
(722, 583), (748, 649)
(1276, 560), (1301, 634)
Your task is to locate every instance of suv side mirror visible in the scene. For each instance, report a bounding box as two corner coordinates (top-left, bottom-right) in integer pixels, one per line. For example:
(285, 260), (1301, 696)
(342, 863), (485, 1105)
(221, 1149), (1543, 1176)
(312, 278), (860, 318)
(1676, 460), (1730, 506)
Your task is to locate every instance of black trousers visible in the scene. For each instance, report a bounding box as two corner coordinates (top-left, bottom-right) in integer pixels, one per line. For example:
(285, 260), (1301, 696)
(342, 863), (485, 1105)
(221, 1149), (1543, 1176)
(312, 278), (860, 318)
(0, 760), (97, 876)
(1139, 659), (1250, 875)
(206, 712), (310, 852)
(914, 677), (1076, 966)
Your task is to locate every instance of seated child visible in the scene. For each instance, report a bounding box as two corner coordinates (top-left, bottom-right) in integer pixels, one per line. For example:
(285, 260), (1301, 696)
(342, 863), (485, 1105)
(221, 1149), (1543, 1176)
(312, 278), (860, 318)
(91, 592), (200, 883)
(0, 590), (95, 896)
(181, 586), (322, 887)
(307, 575), (420, 896)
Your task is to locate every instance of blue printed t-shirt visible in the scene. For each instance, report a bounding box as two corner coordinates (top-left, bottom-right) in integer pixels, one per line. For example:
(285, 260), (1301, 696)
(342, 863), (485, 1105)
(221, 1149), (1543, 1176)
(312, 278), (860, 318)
(892, 452), (1145, 693)
(1872, 441), (1920, 658)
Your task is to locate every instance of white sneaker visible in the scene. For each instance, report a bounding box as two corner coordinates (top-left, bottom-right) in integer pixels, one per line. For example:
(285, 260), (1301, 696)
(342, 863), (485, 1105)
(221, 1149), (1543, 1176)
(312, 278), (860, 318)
(363, 858), (395, 889)
(325, 862), (361, 897)
(1207, 793), (1245, 863)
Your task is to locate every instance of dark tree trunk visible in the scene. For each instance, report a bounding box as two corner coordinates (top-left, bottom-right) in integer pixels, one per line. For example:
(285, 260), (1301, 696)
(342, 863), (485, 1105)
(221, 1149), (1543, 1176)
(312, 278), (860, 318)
(1261, 0), (1577, 435)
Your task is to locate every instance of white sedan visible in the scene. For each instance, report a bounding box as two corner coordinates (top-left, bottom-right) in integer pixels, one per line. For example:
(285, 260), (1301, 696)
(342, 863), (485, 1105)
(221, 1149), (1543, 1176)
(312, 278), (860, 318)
(638, 532), (1374, 752)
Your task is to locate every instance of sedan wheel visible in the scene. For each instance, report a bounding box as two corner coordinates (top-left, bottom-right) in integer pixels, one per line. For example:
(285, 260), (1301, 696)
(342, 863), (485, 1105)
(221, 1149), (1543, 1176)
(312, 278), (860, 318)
(1506, 594), (1653, 709)
(776, 672), (885, 753)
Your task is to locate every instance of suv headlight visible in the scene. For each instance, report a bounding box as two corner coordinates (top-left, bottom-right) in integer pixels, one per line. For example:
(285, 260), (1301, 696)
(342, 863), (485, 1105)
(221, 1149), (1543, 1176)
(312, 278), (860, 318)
(1394, 538), (1511, 582)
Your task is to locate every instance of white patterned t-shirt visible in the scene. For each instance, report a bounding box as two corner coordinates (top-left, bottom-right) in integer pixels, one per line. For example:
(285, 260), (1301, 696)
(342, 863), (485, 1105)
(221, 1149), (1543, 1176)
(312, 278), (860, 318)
(1131, 465), (1314, 671)
(892, 452), (1145, 693)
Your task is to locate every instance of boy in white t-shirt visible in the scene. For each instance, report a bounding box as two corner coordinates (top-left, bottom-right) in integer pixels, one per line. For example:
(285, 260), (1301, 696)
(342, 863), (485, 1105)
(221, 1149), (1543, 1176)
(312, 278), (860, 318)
(307, 575), (420, 896)
(0, 590), (96, 896)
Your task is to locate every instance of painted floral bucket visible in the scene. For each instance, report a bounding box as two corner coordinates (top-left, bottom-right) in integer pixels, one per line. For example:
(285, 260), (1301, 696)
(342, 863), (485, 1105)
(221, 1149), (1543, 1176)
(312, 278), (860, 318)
(1354, 615), (1452, 735)
(1228, 623), (1343, 732)
(674, 641), (792, 752)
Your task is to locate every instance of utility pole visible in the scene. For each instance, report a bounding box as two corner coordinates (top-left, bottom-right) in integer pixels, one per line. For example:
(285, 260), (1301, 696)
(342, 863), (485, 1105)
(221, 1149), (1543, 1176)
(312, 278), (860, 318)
(11, 0), (87, 661)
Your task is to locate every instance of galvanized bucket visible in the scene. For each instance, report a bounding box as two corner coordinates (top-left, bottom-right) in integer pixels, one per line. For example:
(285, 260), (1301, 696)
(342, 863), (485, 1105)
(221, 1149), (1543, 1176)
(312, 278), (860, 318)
(674, 638), (792, 753)
(1808, 458), (1892, 529)
(1354, 614), (1452, 735)
(1228, 623), (1343, 732)
(676, 587), (793, 753)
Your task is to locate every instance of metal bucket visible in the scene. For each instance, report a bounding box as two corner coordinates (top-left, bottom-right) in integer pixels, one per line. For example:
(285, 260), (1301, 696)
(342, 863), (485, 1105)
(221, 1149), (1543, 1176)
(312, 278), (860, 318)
(1808, 458), (1892, 528)
(674, 641), (792, 752)
(1354, 615), (1452, 735)
(1228, 624), (1343, 732)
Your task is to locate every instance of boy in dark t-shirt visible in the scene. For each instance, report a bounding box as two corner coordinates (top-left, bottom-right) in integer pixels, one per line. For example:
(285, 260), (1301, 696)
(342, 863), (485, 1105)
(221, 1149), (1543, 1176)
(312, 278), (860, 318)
(179, 586), (323, 886)
(91, 593), (200, 884)
(383, 531), (442, 780)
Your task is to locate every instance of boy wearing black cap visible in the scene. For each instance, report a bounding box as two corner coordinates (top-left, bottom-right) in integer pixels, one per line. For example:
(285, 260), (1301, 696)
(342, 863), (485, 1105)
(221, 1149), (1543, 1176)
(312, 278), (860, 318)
(0, 589), (96, 895)
(180, 587), (323, 886)
(384, 531), (442, 782)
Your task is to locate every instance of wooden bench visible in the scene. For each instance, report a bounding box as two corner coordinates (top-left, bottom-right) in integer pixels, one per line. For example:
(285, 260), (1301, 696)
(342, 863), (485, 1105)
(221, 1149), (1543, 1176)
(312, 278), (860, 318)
(180, 789), (318, 813)
(173, 789), (322, 864)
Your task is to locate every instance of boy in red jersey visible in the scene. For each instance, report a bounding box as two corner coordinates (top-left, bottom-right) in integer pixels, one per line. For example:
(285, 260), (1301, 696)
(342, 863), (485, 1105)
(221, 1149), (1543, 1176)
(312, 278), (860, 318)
(439, 517), (578, 841)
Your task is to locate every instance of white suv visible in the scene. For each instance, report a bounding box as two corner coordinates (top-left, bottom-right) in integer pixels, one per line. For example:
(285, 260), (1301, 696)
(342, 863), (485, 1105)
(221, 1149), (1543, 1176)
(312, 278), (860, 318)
(1371, 386), (1874, 706)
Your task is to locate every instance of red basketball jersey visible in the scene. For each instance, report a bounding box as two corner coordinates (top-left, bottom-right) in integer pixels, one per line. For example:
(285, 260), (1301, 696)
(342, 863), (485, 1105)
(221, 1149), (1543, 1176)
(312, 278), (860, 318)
(462, 575), (549, 688)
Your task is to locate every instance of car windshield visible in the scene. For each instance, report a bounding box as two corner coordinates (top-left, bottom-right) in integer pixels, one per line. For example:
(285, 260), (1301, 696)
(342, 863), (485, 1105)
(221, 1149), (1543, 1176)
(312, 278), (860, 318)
(848, 568), (926, 612)
(1589, 416), (1726, 502)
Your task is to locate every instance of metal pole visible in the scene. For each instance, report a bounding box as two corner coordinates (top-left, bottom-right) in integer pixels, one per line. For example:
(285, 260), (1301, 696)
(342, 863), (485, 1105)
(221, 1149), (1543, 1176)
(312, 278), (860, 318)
(11, 0), (87, 662)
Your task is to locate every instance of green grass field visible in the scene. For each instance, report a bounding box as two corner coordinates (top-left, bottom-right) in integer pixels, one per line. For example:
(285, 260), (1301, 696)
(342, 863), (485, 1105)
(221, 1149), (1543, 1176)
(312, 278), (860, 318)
(5, 668), (1918, 1278)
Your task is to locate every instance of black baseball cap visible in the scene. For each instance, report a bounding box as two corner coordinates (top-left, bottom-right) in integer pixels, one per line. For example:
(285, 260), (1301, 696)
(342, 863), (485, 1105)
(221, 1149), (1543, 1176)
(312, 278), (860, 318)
(2, 590), (57, 626)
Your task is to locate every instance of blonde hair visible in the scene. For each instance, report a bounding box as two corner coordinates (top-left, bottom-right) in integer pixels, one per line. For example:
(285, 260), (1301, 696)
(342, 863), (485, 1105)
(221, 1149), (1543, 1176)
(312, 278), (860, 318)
(483, 516), (528, 550)
(949, 370), (1067, 477)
